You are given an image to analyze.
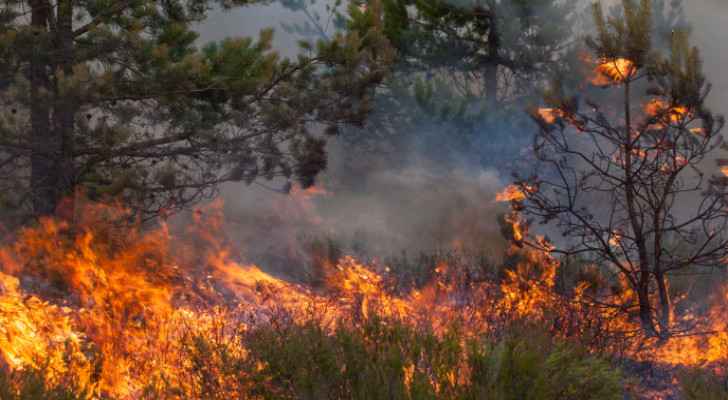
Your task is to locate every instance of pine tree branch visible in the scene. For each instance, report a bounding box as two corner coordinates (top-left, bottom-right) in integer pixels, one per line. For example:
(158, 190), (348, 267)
(72, 0), (134, 38)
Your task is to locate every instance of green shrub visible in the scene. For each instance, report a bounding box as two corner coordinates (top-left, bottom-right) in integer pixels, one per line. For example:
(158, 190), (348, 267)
(464, 328), (622, 400)
(238, 319), (623, 400)
(244, 317), (463, 400)
(0, 368), (86, 400)
(679, 368), (728, 400)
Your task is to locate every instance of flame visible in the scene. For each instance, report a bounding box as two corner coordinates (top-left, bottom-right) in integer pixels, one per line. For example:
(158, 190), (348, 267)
(590, 58), (636, 86)
(495, 184), (536, 203)
(645, 99), (691, 126)
(0, 272), (89, 384)
(608, 231), (622, 247)
(495, 184), (526, 202)
(0, 198), (727, 397)
(612, 147), (648, 167)
(291, 183), (331, 198)
(536, 108), (564, 124)
(509, 215), (524, 242)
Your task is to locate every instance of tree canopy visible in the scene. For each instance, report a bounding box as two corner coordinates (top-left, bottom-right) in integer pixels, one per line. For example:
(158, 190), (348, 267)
(0, 0), (392, 220)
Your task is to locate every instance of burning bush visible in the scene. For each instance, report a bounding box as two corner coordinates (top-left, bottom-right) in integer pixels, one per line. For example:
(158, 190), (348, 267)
(0, 196), (725, 398)
(93, 316), (624, 400)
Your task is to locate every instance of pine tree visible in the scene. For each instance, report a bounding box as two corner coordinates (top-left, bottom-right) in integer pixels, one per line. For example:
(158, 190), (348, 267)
(382, 0), (577, 113)
(510, 0), (727, 338)
(334, 0), (578, 172)
(0, 0), (392, 220)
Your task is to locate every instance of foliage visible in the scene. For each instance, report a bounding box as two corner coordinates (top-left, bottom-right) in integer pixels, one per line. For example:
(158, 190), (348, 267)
(0, 368), (87, 400)
(176, 318), (623, 400)
(333, 0), (579, 173)
(465, 327), (623, 400)
(0, 0), (393, 220)
(679, 368), (728, 400)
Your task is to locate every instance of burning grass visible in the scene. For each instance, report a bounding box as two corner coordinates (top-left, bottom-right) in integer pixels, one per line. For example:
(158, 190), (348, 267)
(0, 200), (726, 398)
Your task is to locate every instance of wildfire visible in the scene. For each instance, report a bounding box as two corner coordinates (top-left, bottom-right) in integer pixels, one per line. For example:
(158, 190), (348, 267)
(608, 231), (622, 247)
(644, 99), (691, 126)
(536, 108), (564, 124)
(0, 199), (726, 397)
(590, 57), (636, 86)
(495, 183), (535, 203)
(0, 272), (88, 383)
(612, 147), (648, 167)
(690, 127), (706, 136)
(495, 184), (526, 202)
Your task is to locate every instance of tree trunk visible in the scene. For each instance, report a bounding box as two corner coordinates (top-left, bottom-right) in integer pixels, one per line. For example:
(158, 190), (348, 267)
(653, 209), (672, 336)
(484, 8), (499, 110)
(54, 0), (78, 220)
(655, 271), (671, 335)
(622, 80), (659, 337)
(29, 0), (61, 216)
(637, 270), (657, 337)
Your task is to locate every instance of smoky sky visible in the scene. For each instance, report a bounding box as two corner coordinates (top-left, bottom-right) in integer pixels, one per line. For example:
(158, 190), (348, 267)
(191, 0), (728, 275)
(196, 0), (728, 114)
(684, 0), (728, 115)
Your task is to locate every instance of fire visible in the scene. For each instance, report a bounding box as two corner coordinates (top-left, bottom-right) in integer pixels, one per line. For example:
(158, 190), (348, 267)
(0, 272), (88, 383)
(608, 231), (622, 247)
(508, 213), (524, 242)
(612, 147), (648, 167)
(0, 198), (727, 397)
(291, 182), (331, 198)
(495, 183), (536, 203)
(721, 166), (728, 177)
(648, 288), (728, 366)
(644, 99), (691, 125)
(536, 108), (564, 124)
(495, 184), (526, 202)
(590, 57), (636, 86)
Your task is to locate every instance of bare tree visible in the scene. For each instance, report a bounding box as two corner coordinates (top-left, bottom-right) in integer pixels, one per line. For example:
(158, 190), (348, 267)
(508, 0), (728, 338)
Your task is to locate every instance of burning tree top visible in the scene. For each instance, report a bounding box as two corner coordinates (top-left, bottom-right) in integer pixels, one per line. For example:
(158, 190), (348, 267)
(512, 0), (728, 339)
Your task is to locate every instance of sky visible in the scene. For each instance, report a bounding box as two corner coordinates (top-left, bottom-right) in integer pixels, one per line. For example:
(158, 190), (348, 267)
(196, 0), (728, 114)
(193, 0), (728, 271)
(195, 2), (328, 57)
(684, 0), (728, 114)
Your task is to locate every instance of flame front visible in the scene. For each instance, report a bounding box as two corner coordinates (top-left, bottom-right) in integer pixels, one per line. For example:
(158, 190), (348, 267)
(0, 199), (727, 398)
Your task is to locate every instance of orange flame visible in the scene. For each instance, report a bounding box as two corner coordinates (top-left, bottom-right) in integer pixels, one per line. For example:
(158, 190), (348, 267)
(0, 199), (726, 398)
(608, 231), (622, 247)
(536, 108), (564, 124)
(590, 58), (636, 86)
(645, 99), (691, 126)
(495, 184), (526, 202)
(495, 184), (536, 203)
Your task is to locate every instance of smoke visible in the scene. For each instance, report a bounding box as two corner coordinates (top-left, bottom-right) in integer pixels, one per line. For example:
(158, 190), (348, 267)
(192, 0), (728, 279)
(188, 2), (518, 277)
(217, 143), (508, 279)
